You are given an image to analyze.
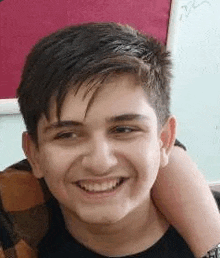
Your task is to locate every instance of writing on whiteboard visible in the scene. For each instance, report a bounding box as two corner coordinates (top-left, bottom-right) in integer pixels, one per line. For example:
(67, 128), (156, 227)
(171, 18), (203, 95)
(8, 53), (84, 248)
(180, 0), (211, 21)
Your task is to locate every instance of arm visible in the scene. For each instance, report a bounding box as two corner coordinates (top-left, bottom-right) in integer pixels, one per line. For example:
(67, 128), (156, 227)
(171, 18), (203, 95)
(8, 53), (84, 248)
(152, 145), (220, 258)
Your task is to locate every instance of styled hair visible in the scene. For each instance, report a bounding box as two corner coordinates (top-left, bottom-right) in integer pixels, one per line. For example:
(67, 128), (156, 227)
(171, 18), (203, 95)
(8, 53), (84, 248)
(17, 22), (172, 143)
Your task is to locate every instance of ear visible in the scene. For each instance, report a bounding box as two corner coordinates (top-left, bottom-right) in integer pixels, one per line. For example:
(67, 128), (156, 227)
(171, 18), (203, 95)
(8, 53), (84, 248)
(159, 116), (177, 168)
(22, 132), (44, 178)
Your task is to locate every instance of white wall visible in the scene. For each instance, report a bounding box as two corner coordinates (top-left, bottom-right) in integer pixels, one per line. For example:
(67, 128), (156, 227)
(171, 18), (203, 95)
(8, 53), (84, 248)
(0, 100), (26, 171)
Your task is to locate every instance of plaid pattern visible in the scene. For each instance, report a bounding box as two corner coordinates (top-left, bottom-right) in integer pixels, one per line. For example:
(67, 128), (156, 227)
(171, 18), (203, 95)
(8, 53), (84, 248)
(0, 160), (52, 258)
(0, 159), (220, 258)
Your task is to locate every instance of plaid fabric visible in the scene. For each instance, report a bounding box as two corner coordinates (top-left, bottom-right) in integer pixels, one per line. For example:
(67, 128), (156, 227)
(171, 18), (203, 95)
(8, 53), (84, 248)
(1, 159), (220, 258)
(0, 161), (52, 258)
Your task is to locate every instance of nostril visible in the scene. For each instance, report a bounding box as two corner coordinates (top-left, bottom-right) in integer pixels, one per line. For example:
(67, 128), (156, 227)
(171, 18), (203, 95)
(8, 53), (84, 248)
(81, 154), (118, 174)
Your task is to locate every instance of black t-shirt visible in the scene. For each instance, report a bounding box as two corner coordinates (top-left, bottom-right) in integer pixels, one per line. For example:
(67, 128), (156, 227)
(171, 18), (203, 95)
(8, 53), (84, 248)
(38, 199), (195, 258)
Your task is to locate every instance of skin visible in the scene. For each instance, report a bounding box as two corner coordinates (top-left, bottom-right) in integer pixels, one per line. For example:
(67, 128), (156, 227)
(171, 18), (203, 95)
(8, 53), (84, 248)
(153, 147), (220, 257)
(23, 74), (176, 256)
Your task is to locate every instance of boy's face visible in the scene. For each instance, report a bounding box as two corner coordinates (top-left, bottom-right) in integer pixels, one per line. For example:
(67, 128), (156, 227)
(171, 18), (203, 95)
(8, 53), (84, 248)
(24, 74), (175, 225)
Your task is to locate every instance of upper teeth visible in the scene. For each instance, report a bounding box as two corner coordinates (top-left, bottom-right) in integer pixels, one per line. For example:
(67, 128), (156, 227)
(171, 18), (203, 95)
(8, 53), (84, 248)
(78, 178), (121, 192)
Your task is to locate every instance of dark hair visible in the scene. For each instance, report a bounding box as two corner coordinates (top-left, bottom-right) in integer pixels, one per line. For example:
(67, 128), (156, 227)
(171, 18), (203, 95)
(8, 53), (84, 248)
(17, 22), (172, 143)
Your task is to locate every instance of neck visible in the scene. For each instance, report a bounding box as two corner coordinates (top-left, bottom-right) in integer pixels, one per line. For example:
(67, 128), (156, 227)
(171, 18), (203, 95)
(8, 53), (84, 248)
(61, 200), (169, 257)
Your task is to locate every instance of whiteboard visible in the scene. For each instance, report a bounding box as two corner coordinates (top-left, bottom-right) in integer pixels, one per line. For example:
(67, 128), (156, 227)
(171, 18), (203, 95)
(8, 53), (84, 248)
(167, 0), (220, 182)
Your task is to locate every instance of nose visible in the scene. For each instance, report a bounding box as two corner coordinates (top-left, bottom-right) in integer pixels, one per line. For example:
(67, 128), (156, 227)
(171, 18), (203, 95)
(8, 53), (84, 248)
(81, 136), (118, 175)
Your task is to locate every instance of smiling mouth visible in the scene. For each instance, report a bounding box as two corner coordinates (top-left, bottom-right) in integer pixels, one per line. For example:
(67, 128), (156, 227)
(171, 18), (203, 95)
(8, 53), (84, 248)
(75, 177), (127, 193)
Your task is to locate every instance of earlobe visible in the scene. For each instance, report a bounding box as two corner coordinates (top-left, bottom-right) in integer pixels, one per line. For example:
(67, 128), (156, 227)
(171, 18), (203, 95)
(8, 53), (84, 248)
(159, 116), (176, 168)
(22, 132), (44, 178)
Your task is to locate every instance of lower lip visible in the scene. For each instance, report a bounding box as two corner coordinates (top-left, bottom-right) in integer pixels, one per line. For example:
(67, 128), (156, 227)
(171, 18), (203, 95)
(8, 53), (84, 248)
(75, 179), (128, 200)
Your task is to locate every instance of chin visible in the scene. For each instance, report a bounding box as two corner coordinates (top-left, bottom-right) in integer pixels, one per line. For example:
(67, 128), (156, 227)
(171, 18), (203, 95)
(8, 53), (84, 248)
(76, 207), (129, 225)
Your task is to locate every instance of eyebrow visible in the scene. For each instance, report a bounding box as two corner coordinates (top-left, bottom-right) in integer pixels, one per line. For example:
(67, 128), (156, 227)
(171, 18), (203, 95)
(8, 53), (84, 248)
(44, 120), (83, 133)
(44, 114), (149, 133)
(106, 114), (150, 123)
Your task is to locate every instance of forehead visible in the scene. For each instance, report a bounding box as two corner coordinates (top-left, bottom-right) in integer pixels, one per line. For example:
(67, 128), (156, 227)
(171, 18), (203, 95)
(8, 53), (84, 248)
(41, 74), (156, 127)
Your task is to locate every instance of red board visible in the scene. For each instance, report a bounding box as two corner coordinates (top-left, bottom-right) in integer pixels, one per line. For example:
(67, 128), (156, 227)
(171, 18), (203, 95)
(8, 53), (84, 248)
(0, 0), (171, 99)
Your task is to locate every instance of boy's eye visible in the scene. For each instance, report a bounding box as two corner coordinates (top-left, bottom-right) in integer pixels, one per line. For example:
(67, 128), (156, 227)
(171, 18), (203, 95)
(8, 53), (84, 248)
(111, 126), (138, 134)
(54, 132), (78, 140)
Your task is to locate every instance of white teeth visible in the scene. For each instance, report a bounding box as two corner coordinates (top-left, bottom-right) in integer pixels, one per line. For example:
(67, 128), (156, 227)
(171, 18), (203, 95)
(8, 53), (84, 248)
(87, 184), (94, 192)
(94, 184), (101, 192)
(78, 178), (121, 192)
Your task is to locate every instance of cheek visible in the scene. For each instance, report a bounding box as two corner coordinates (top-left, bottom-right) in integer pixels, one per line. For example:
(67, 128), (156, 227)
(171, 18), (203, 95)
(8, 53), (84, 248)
(126, 138), (161, 173)
(124, 139), (161, 197)
(37, 147), (75, 202)
(38, 145), (77, 180)
(121, 141), (160, 205)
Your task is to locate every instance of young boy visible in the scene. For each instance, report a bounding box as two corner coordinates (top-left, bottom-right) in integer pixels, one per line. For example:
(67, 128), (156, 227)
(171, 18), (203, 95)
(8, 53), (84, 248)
(15, 23), (220, 257)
